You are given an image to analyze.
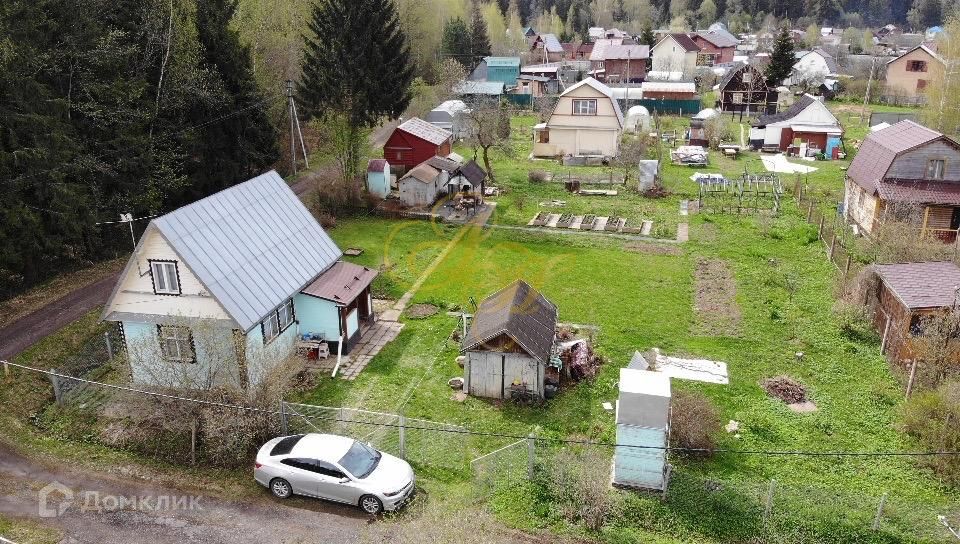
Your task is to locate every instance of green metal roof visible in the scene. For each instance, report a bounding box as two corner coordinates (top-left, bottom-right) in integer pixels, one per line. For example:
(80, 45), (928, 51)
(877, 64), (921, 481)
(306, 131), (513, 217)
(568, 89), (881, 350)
(484, 56), (520, 67)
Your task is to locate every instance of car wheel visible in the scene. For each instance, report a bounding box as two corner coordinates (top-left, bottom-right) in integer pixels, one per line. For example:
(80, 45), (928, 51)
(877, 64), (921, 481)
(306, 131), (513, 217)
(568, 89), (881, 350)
(270, 478), (292, 499)
(359, 494), (383, 515)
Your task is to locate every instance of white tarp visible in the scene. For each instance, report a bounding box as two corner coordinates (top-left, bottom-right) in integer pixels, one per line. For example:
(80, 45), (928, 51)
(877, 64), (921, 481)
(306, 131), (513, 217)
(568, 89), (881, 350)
(642, 348), (729, 385)
(760, 153), (818, 173)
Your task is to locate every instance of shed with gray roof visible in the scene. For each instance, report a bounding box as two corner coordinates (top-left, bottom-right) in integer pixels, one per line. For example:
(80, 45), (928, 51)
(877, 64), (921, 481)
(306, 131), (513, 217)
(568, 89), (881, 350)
(462, 280), (558, 399)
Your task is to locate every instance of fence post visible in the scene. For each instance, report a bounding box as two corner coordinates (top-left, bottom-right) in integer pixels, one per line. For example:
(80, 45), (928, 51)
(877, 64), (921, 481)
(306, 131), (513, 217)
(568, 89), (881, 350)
(191, 419), (198, 465)
(845, 255), (852, 276)
(829, 233), (837, 258)
(764, 479), (776, 520)
(399, 415), (407, 460)
(872, 492), (888, 530)
(104, 331), (113, 360)
(526, 433), (536, 480)
(807, 201), (814, 222)
(818, 216), (824, 240)
(279, 400), (288, 435)
(49, 369), (63, 407)
(905, 361), (918, 399)
(2, 361), (9, 379)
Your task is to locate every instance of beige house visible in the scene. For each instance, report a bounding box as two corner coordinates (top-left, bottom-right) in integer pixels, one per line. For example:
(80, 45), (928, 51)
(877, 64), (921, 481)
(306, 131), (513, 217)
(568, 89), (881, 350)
(650, 33), (699, 78)
(533, 77), (624, 158)
(884, 45), (944, 100)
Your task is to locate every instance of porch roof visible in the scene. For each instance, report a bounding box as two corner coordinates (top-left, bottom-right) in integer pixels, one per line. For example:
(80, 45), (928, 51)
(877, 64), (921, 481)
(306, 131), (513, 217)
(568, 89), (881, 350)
(301, 261), (378, 306)
(875, 179), (960, 206)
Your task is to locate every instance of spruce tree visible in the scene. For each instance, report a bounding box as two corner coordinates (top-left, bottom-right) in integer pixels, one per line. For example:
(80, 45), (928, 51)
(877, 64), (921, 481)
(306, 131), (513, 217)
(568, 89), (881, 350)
(641, 25), (656, 48)
(190, 0), (278, 196)
(469, 1), (492, 69)
(298, 0), (414, 184)
(442, 17), (472, 69)
(765, 27), (795, 87)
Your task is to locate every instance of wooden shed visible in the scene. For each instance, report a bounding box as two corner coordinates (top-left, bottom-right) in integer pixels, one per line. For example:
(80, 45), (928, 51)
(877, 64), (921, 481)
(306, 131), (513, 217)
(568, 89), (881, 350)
(871, 261), (960, 362)
(462, 280), (558, 400)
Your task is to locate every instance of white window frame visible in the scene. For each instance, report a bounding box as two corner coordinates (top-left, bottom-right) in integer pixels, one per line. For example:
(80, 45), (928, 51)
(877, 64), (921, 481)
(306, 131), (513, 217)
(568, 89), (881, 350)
(158, 326), (194, 363)
(262, 298), (295, 345)
(572, 99), (597, 115)
(150, 260), (181, 295)
(731, 92), (744, 104)
(278, 299), (295, 330)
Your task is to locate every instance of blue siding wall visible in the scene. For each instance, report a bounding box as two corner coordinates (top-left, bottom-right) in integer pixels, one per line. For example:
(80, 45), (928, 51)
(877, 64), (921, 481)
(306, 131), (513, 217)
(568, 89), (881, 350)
(367, 169), (390, 198)
(123, 321), (239, 388)
(293, 293), (341, 342)
(488, 66), (520, 87)
(244, 318), (298, 385)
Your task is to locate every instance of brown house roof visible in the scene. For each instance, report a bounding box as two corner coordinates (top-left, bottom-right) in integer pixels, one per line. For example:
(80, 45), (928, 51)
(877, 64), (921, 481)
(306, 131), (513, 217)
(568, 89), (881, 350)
(848, 120), (953, 197)
(717, 62), (768, 93)
(601, 44), (650, 60)
(301, 261), (378, 306)
(425, 155), (460, 172)
(367, 159), (388, 172)
(693, 30), (738, 48)
(873, 261), (960, 310)
(395, 117), (453, 146)
(462, 280), (557, 364)
(667, 33), (700, 52)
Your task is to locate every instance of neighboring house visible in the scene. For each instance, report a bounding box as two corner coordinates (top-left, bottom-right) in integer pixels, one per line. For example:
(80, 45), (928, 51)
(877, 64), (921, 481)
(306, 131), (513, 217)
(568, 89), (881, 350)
(589, 38), (631, 75)
(530, 33), (565, 62)
(398, 162), (444, 208)
(595, 44), (649, 83)
(749, 93), (842, 153)
(691, 30), (738, 65)
(869, 261), (960, 363)
(454, 80), (505, 100)
(562, 42), (593, 60)
(640, 80), (696, 100)
(844, 120), (960, 239)
(788, 48), (840, 86)
(532, 77), (624, 158)
(481, 56), (521, 87)
(516, 75), (556, 97)
(651, 34), (699, 76)
(425, 100), (470, 139)
(383, 117), (453, 172)
(884, 45), (944, 100)
(101, 171), (378, 389)
(716, 62), (776, 114)
(366, 159), (391, 198)
(461, 280), (558, 400)
(588, 27), (605, 41)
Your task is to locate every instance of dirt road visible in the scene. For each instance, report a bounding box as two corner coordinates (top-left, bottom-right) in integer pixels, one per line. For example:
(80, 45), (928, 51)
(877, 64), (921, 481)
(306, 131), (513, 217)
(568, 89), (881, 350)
(0, 443), (368, 544)
(0, 273), (119, 361)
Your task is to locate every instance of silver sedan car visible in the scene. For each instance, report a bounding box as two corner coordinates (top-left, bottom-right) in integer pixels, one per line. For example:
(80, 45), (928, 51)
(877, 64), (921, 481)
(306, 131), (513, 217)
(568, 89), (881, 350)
(254, 433), (415, 514)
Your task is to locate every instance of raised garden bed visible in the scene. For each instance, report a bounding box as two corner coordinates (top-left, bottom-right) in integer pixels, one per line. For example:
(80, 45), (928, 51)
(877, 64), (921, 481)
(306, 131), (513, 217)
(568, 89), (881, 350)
(556, 213), (574, 228)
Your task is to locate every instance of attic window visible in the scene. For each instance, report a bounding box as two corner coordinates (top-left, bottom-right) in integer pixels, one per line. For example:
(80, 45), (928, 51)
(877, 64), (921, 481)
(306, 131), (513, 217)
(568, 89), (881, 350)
(150, 260), (181, 295)
(572, 99), (597, 115)
(742, 72), (753, 83)
(927, 159), (946, 180)
(907, 60), (928, 72)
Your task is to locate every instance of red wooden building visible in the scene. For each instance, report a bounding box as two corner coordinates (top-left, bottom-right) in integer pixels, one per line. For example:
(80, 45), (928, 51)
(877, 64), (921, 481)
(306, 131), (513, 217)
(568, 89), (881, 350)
(690, 30), (737, 65)
(383, 117), (454, 172)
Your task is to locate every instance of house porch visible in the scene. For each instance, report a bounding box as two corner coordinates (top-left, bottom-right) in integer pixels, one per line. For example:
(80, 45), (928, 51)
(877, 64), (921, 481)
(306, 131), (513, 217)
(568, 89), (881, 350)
(303, 319), (404, 380)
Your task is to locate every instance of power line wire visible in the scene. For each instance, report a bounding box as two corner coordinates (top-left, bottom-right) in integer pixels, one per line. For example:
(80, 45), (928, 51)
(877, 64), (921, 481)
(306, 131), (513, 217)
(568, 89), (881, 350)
(4, 360), (960, 458)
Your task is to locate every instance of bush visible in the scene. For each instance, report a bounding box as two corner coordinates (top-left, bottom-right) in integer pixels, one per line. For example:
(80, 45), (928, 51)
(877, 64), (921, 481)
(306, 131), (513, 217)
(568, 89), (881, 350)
(901, 380), (960, 484)
(670, 390), (721, 457)
(528, 170), (549, 183)
(544, 447), (622, 531)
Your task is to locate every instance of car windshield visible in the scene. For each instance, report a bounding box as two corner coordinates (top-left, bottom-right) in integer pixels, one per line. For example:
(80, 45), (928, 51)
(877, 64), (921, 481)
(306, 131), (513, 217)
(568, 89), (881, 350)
(338, 440), (381, 479)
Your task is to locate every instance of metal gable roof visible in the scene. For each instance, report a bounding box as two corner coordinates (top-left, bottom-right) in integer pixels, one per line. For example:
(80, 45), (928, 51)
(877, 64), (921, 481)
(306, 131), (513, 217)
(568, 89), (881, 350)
(396, 117), (453, 146)
(538, 33), (563, 53)
(151, 170), (342, 331)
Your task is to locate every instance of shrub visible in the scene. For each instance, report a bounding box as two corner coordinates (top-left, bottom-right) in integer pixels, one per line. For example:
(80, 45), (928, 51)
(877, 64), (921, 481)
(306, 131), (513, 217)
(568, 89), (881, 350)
(317, 212), (337, 229)
(670, 390), (721, 457)
(901, 380), (960, 484)
(544, 447), (622, 532)
(528, 170), (549, 183)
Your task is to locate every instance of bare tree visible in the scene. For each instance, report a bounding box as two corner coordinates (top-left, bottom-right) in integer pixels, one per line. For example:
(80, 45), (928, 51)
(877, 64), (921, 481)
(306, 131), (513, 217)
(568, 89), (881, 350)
(912, 310), (960, 386)
(461, 98), (512, 181)
(611, 135), (648, 186)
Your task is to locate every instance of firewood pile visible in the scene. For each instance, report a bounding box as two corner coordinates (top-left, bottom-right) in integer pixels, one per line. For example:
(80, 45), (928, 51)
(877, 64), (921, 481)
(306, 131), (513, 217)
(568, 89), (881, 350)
(561, 338), (602, 382)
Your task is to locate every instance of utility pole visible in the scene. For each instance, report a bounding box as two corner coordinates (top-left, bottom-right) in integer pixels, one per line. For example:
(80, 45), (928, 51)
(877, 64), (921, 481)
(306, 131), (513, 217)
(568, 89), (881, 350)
(286, 80), (309, 175)
(860, 56), (877, 124)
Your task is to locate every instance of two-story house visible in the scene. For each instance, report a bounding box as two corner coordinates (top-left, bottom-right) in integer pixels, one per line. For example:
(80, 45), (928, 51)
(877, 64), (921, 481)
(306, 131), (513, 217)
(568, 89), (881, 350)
(594, 44), (649, 84)
(845, 120), (960, 240)
(102, 171), (379, 389)
(717, 62), (777, 114)
(884, 45), (944, 100)
(650, 33), (699, 77)
(690, 29), (737, 65)
(532, 77), (623, 158)
(383, 117), (453, 173)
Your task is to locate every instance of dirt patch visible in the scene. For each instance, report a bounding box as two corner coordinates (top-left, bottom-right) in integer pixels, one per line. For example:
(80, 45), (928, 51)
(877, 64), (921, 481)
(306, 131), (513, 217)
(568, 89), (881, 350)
(623, 242), (682, 256)
(693, 258), (742, 337)
(762, 376), (808, 404)
(405, 303), (439, 319)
